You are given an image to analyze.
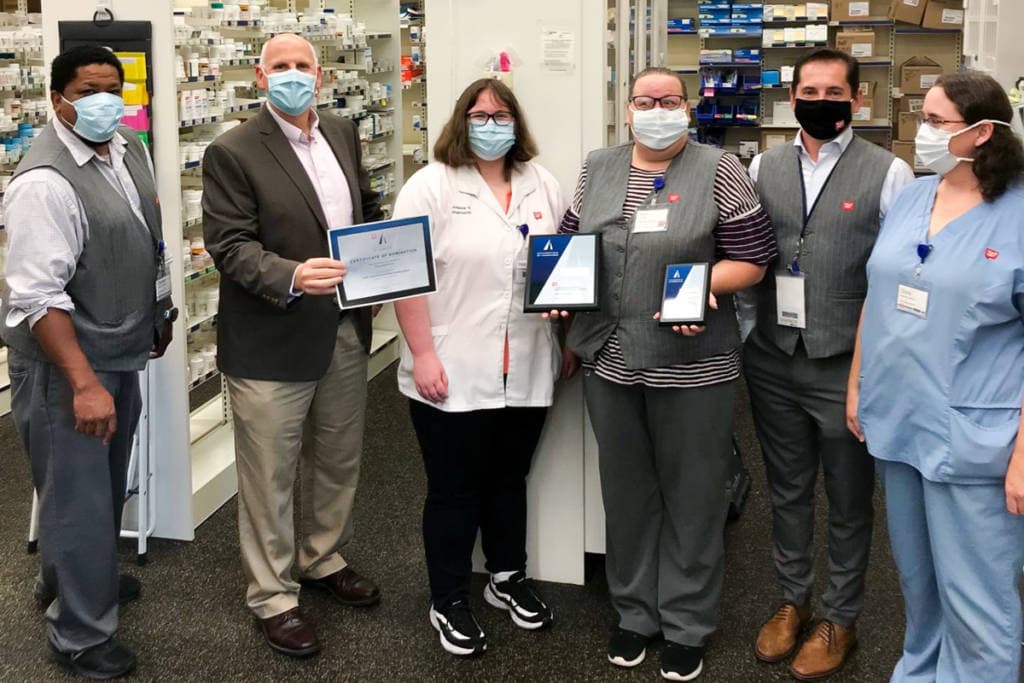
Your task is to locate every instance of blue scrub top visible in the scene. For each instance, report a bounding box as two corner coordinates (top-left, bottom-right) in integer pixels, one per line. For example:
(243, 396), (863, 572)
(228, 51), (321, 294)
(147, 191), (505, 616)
(859, 176), (1024, 483)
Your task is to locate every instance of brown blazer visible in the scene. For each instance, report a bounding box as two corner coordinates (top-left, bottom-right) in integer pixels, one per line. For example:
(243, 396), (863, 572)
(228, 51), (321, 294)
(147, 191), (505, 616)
(202, 105), (383, 381)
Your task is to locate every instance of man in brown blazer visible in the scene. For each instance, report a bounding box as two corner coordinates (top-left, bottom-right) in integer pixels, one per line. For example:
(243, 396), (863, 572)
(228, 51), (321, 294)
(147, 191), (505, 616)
(202, 33), (382, 657)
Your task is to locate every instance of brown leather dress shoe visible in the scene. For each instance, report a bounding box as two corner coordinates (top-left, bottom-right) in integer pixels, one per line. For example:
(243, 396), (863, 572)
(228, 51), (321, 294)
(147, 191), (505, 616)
(790, 620), (857, 680)
(301, 566), (381, 607)
(258, 608), (320, 657)
(755, 602), (812, 662)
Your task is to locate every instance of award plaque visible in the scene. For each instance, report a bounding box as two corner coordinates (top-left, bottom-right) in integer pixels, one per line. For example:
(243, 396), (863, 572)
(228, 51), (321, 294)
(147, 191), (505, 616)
(328, 215), (436, 309)
(659, 262), (710, 326)
(523, 233), (600, 312)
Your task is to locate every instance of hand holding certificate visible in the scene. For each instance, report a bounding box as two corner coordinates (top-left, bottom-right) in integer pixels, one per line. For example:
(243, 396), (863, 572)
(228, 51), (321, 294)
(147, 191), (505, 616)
(328, 215), (437, 309)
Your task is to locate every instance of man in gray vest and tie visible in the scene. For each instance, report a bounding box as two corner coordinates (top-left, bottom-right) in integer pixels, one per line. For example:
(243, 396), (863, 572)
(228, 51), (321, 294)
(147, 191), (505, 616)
(743, 48), (914, 680)
(2, 46), (175, 679)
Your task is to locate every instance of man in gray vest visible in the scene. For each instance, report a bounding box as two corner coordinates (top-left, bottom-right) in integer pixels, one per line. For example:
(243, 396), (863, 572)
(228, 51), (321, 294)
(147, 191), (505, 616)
(2, 46), (174, 679)
(743, 48), (913, 679)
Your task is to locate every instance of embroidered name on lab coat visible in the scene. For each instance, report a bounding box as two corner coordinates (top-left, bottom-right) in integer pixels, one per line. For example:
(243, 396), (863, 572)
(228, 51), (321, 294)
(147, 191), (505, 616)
(451, 205), (472, 215)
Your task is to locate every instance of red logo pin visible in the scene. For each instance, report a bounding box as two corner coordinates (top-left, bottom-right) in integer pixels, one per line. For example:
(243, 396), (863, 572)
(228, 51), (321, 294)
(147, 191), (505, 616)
(985, 248), (999, 260)
(668, 193), (680, 204)
(533, 211), (543, 219)
(842, 200), (855, 212)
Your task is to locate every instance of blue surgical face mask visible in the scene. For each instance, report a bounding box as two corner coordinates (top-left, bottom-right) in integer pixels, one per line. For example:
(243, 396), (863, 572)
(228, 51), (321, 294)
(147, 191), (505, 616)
(468, 121), (516, 161)
(267, 69), (316, 116)
(60, 92), (124, 143)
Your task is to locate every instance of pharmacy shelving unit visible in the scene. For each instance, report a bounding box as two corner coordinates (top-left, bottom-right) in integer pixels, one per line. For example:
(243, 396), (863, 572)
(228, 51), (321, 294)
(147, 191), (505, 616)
(659, 0), (963, 162)
(0, 14), (47, 418)
(171, 0), (405, 533)
(400, 1), (426, 182)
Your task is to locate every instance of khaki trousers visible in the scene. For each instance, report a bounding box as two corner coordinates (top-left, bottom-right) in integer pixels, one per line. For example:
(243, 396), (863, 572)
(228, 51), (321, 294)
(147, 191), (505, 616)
(227, 317), (369, 619)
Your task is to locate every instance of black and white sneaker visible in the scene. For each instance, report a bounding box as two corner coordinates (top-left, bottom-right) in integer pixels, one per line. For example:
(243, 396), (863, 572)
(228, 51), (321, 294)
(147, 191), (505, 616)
(608, 626), (653, 667)
(483, 571), (554, 630)
(660, 641), (704, 681)
(429, 600), (486, 657)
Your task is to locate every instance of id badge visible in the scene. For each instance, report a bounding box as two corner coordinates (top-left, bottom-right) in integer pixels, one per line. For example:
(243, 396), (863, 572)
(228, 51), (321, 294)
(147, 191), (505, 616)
(896, 275), (930, 318)
(633, 205), (670, 234)
(514, 254), (528, 284)
(156, 252), (172, 301)
(775, 272), (806, 328)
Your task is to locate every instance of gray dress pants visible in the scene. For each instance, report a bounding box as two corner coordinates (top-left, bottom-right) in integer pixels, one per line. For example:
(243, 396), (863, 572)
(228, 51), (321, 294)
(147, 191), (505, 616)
(585, 371), (736, 647)
(9, 350), (140, 653)
(743, 328), (875, 626)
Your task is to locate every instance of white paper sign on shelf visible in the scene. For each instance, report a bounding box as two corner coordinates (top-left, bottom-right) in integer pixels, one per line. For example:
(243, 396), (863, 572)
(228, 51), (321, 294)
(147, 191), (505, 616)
(541, 28), (575, 72)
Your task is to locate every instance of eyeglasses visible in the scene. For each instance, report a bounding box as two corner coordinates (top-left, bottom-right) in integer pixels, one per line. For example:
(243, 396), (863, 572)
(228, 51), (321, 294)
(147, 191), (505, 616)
(916, 112), (966, 127)
(629, 95), (685, 111)
(467, 111), (515, 126)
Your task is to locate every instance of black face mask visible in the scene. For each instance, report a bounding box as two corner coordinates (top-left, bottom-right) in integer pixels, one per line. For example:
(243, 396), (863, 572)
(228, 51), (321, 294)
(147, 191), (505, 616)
(794, 98), (853, 141)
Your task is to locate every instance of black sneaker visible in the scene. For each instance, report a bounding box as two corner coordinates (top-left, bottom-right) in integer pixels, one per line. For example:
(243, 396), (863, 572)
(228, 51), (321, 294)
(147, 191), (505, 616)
(49, 638), (136, 680)
(660, 641), (704, 681)
(429, 600), (486, 657)
(483, 571), (554, 630)
(608, 626), (653, 667)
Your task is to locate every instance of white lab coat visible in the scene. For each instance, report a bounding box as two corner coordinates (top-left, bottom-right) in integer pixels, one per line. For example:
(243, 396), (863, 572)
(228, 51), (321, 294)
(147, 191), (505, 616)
(393, 160), (566, 412)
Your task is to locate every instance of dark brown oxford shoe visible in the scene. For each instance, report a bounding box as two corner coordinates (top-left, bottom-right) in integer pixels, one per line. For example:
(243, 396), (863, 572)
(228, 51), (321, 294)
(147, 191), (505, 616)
(258, 608), (321, 657)
(301, 566), (381, 607)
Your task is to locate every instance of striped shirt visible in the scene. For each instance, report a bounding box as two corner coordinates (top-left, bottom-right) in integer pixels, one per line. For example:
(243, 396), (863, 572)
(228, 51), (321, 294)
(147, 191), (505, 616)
(560, 152), (776, 388)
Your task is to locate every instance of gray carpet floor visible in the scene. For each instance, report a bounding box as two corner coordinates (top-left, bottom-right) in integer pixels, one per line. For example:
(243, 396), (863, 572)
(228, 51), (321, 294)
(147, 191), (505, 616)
(0, 370), (905, 682)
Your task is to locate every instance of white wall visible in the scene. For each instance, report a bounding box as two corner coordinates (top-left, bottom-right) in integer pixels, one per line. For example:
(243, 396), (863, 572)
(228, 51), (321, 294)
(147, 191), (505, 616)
(424, 0), (605, 197)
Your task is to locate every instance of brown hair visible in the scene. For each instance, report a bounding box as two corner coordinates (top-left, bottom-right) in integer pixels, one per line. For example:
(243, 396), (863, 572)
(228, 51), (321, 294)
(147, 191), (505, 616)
(792, 48), (860, 95)
(937, 72), (1024, 202)
(630, 67), (688, 100)
(433, 78), (538, 179)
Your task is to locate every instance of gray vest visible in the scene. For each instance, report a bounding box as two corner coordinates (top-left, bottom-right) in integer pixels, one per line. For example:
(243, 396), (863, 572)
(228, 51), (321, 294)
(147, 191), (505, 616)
(753, 135), (892, 359)
(1, 124), (163, 371)
(567, 141), (739, 369)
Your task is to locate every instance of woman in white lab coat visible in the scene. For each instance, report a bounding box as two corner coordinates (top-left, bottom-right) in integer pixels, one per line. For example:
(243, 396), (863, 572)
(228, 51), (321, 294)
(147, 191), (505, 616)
(392, 78), (567, 657)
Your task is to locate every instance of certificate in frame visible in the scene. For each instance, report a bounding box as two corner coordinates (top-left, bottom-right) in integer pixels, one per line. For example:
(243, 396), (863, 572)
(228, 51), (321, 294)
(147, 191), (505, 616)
(328, 215), (436, 309)
(659, 262), (710, 326)
(523, 233), (601, 313)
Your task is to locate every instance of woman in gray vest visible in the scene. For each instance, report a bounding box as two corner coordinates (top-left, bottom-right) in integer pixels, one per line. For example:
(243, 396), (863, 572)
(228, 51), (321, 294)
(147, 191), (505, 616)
(555, 67), (776, 680)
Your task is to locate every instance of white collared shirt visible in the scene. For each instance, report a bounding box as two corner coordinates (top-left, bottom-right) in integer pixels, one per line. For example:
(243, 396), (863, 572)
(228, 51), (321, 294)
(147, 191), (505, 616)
(267, 105), (353, 231)
(748, 126), (915, 222)
(392, 161), (567, 412)
(3, 122), (153, 329)
(267, 106), (354, 298)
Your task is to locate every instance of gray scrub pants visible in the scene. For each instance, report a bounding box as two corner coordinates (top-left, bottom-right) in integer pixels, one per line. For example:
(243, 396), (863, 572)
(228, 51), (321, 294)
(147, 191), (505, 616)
(584, 371), (736, 647)
(9, 350), (140, 654)
(743, 328), (875, 626)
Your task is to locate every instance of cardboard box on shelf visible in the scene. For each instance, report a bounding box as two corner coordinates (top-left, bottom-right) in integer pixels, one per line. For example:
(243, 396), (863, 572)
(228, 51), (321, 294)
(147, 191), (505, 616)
(899, 56), (942, 94)
(892, 140), (916, 168)
(772, 100), (799, 126)
(921, 0), (964, 30)
(899, 94), (925, 113)
(832, 0), (873, 22)
(897, 111), (919, 140)
(762, 130), (796, 151)
(836, 30), (876, 59)
(858, 81), (877, 100)
(806, 24), (829, 43)
(889, 0), (926, 25)
(852, 97), (874, 122)
(807, 2), (830, 19)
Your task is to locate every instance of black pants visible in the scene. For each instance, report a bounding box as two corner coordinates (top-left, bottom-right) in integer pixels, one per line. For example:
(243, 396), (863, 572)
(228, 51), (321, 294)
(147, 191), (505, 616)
(409, 400), (547, 609)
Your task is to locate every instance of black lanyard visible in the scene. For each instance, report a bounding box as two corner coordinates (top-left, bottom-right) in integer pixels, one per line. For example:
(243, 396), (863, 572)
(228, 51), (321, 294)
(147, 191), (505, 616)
(790, 144), (845, 274)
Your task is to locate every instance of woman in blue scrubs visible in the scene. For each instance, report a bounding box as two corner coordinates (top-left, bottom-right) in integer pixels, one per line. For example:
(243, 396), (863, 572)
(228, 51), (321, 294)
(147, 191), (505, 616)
(848, 72), (1024, 682)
